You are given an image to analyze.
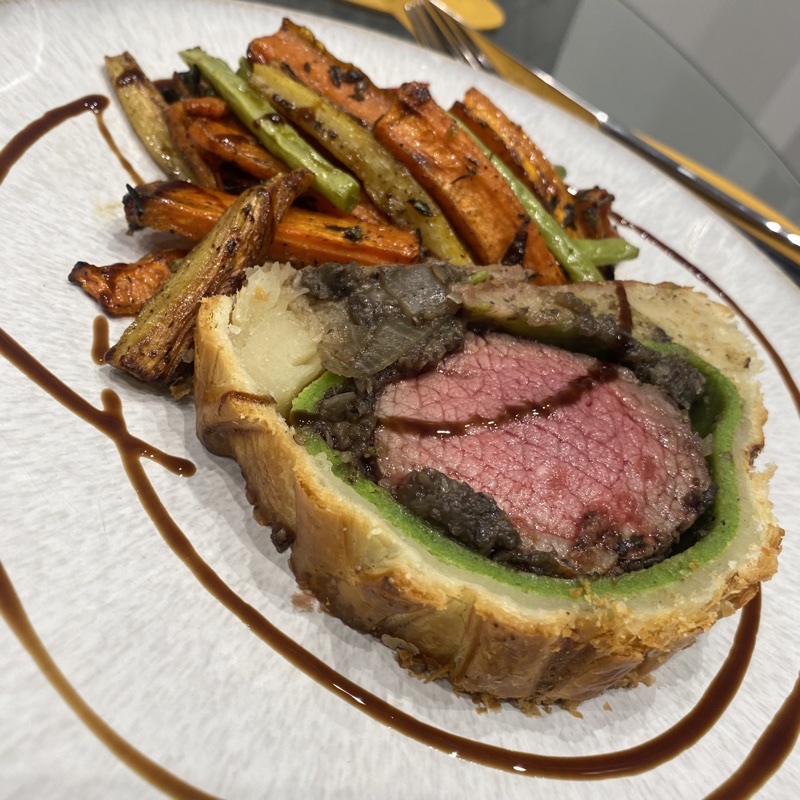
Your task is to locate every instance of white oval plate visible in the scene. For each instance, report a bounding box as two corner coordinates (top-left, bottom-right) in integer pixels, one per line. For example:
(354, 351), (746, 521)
(1, 0), (798, 797)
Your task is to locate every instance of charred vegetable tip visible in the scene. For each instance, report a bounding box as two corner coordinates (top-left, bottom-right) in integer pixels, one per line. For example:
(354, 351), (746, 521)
(453, 117), (637, 282)
(573, 237), (640, 268)
(179, 48), (360, 213)
(488, 153), (604, 281)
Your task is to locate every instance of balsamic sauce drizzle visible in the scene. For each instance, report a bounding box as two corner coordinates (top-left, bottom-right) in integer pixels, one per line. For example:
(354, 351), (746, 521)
(0, 325), (767, 783)
(705, 673), (800, 800)
(614, 281), (633, 334)
(1, 95), (799, 797)
(0, 328), (192, 477)
(379, 361), (619, 436)
(0, 563), (216, 800)
(0, 95), (141, 187)
(613, 215), (800, 412)
(92, 315), (110, 366)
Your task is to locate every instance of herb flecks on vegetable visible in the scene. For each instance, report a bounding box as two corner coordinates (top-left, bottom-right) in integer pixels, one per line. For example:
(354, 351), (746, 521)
(180, 47), (360, 212)
(454, 116), (638, 281)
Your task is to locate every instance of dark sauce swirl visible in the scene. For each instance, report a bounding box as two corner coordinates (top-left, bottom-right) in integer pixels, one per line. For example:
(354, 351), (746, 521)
(0, 95), (798, 798)
(379, 362), (619, 436)
(0, 94), (142, 186)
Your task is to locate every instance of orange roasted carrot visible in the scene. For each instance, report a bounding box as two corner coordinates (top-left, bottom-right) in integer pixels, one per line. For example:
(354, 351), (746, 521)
(187, 116), (288, 181)
(520, 221), (567, 284)
(164, 102), (222, 189)
(248, 20), (394, 127)
(179, 95), (229, 119)
(300, 190), (392, 226)
(450, 88), (575, 232)
(451, 89), (618, 241)
(69, 248), (186, 316)
(268, 209), (419, 266)
(572, 186), (618, 240)
(185, 115), (387, 222)
(124, 181), (232, 240)
(123, 181), (419, 266)
(373, 83), (525, 265)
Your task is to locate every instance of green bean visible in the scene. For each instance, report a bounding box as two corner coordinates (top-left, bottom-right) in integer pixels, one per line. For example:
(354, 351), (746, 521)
(453, 116), (639, 281)
(491, 156), (603, 281)
(573, 237), (640, 267)
(179, 48), (360, 212)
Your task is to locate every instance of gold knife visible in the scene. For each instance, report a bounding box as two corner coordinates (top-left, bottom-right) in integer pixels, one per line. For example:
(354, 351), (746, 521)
(426, 9), (800, 268)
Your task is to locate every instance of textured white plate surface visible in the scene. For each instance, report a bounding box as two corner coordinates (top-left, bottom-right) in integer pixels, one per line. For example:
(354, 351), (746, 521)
(1, 0), (798, 798)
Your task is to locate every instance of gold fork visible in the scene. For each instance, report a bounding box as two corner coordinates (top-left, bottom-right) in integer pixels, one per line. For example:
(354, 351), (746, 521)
(405, 0), (800, 269)
(339, 0), (505, 32)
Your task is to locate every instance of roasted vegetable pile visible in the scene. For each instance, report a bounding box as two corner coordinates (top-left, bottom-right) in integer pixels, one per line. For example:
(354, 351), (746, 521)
(71, 18), (639, 391)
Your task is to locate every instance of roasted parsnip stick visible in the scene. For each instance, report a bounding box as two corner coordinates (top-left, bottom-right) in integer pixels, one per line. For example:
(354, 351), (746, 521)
(104, 52), (202, 183)
(106, 170), (313, 388)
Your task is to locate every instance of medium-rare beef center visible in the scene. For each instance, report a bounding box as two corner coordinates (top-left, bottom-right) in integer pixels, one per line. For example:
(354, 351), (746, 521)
(374, 332), (714, 577)
(295, 262), (716, 580)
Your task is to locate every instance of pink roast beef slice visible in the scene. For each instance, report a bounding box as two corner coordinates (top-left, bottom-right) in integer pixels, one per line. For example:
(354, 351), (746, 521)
(374, 332), (713, 575)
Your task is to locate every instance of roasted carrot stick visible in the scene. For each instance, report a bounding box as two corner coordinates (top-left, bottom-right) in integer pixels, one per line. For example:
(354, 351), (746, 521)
(184, 112), (386, 222)
(572, 186), (618, 240)
(520, 221), (567, 284)
(247, 20), (394, 127)
(268, 210), (419, 266)
(69, 249), (186, 316)
(124, 181), (231, 240)
(450, 88), (576, 232)
(373, 83), (528, 265)
(165, 102), (222, 189)
(452, 89), (624, 244)
(187, 116), (288, 181)
(179, 95), (229, 119)
(123, 181), (420, 266)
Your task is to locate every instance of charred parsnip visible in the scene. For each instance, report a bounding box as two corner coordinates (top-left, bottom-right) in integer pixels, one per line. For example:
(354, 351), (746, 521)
(104, 53), (201, 183)
(106, 170), (313, 388)
(248, 62), (472, 265)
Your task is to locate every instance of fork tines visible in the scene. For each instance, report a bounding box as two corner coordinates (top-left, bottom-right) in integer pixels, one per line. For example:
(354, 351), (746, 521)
(404, 0), (497, 73)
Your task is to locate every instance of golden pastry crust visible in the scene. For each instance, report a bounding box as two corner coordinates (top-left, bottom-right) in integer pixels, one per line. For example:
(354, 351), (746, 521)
(193, 266), (782, 705)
